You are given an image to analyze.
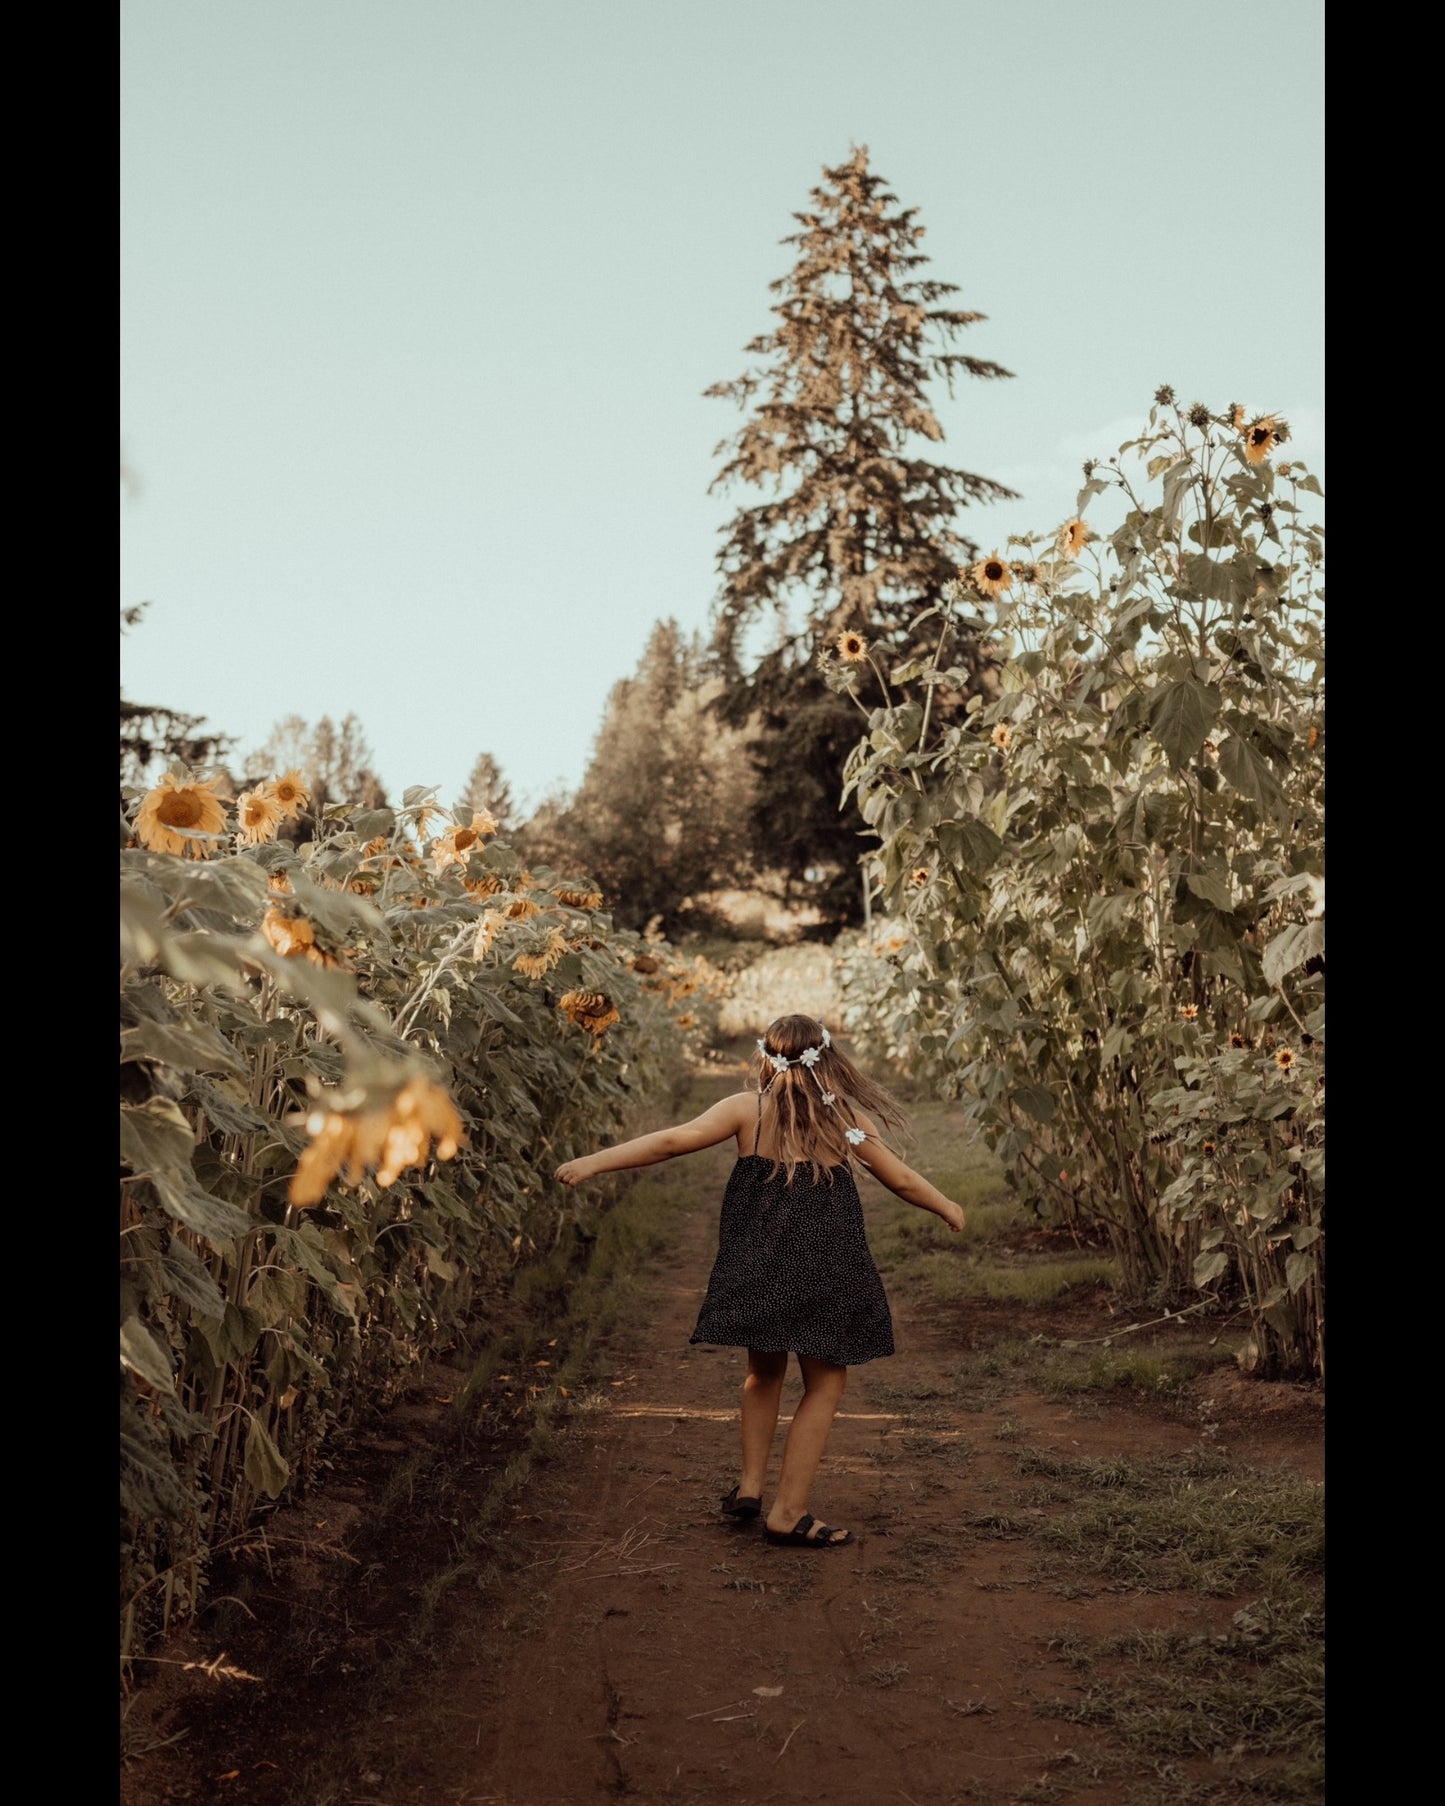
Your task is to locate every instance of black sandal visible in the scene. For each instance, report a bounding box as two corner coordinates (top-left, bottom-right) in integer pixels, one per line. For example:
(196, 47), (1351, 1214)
(721, 1484), (762, 1521)
(764, 1513), (854, 1548)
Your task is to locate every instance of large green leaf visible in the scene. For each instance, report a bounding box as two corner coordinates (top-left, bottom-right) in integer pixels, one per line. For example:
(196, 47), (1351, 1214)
(1261, 920), (1325, 988)
(120, 1017), (246, 1077)
(161, 1237), (227, 1320)
(1217, 735), (1290, 824)
(120, 1099), (196, 1173)
(243, 1416), (291, 1499)
(120, 1315), (175, 1393)
(1011, 1085), (1055, 1124)
(1148, 677), (1220, 769)
(149, 1169), (253, 1247)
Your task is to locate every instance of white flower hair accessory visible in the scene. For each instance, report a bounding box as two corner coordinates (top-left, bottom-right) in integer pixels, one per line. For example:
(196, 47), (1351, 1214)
(755, 1024), (867, 1149)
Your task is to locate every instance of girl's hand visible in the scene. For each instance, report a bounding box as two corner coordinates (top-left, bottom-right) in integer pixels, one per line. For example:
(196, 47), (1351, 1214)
(554, 1157), (595, 1187)
(939, 1201), (966, 1234)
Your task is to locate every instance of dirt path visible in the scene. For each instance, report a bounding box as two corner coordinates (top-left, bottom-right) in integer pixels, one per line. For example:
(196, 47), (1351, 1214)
(122, 1069), (1323, 1806)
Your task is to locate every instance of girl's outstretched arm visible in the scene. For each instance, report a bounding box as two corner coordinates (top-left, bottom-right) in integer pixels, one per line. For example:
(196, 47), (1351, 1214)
(851, 1119), (967, 1232)
(554, 1093), (751, 1187)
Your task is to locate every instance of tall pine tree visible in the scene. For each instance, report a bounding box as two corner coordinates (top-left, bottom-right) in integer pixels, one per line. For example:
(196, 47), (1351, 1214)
(707, 146), (1016, 920)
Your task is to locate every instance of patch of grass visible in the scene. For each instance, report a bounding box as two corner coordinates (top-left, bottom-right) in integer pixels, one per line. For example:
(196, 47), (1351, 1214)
(1025, 1452), (1324, 1596)
(1035, 1339), (1225, 1398)
(1038, 1590), (1324, 1791)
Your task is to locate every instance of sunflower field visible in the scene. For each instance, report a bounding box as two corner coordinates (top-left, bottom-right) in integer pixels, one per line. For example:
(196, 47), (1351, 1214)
(119, 782), (705, 1659)
(832, 398), (1325, 1378)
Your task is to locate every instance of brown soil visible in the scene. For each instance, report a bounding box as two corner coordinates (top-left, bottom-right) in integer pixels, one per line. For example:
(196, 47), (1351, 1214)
(120, 1080), (1323, 1806)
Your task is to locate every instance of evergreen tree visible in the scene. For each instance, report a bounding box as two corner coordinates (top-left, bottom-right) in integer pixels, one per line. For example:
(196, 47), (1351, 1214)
(706, 145), (1017, 919)
(458, 751), (515, 831)
(518, 620), (754, 934)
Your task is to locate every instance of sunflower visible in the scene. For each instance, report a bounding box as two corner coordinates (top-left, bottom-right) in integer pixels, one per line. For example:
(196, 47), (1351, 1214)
(1275, 1048), (1295, 1073)
(260, 906), (328, 965)
(1242, 415), (1282, 466)
(270, 770), (310, 819)
(506, 896), (542, 921)
(836, 629), (869, 663)
(513, 928), (568, 979)
(1227, 403), (1248, 432)
(1180, 1004), (1199, 1021)
(991, 723), (1012, 752)
(909, 866), (929, 886)
(970, 555), (1015, 598)
(463, 870), (507, 899)
(133, 773), (228, 858)
(1230, 1033), (1249, 1049)
(235, 787), (285, 847)
(288, 1077), (464, 1207)
(268, 870), (294, 894)
(1057, 518), (1091, 560)
(559, 989), (621, 1036)
(1202, 1141), (1217, 1157)
(556, 888), (604, 910)
(471, 910), (504, 959)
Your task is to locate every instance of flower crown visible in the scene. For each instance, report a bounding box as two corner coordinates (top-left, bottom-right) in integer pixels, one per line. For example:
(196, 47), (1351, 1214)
(755, 1025), (867, 1146)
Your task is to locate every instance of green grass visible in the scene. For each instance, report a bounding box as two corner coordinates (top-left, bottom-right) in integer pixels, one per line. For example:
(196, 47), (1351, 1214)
(1038, 1591), (1324, 1799)
(1018, 1448), (1324, 1597)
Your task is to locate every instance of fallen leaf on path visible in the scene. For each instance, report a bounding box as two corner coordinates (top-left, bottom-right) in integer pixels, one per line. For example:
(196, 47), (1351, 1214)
(753, 1685), (784, 1697)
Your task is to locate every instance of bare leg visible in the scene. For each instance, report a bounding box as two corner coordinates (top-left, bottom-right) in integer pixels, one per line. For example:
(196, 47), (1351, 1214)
(766, 1355), (850, 1542)
(738, 1349), (787, 1499)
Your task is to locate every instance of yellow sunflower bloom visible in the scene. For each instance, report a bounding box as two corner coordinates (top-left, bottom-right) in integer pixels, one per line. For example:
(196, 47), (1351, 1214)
(133, 774), (228, 859)
(288, 1078), (464, 1205)
(970, 555), (1015, 598)
(270, 770), (310, 819)
(1275, 1048), (1295, 1074)
(1057, 518), (1091, 560)
(835, 629), (869, 663)
(1180, 1004), (1199, 1021)
(235, 787), (285, 847)
(991, 723), (1012, 751)
(1242, 415), (1285, 466)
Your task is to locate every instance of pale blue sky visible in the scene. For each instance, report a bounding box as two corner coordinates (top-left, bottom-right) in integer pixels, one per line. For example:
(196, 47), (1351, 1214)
(121, 0), (1324, 814)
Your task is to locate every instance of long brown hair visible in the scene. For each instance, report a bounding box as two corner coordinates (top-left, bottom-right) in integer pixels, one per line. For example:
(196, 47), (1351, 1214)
(750, 1013), (910, 1185)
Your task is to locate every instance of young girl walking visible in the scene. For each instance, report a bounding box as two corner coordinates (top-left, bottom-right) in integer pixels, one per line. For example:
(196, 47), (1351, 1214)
(554, 1014), (966, 1550)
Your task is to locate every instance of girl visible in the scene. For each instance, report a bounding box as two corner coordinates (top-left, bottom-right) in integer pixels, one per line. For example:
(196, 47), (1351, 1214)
(554, 1014), (966, 1550)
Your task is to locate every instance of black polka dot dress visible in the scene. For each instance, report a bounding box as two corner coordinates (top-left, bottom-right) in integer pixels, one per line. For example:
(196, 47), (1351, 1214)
(690, 1153), (895, 1367)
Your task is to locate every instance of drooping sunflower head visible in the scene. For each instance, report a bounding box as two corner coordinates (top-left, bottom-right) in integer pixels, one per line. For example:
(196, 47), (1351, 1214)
(463, 870), (507, 899)
(270, 770), (310, 819)
(835, 628), (869, 663)
(235, 787), (285, 847)
(1057, 518), (1091, 560)
(556, 887), (604, 910)
(512, 927), (568, 979)
(559, 989), (621, 1037)
(133, 773), (229, 859)
(970, 555), (1014, 598)
(1228, 403), (1248, 432)
(1242, 414), (1288, 466)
